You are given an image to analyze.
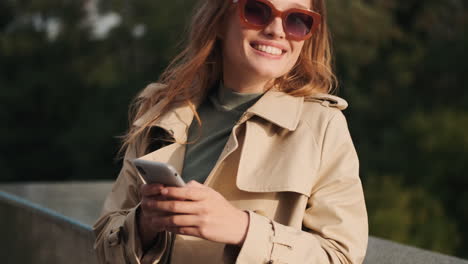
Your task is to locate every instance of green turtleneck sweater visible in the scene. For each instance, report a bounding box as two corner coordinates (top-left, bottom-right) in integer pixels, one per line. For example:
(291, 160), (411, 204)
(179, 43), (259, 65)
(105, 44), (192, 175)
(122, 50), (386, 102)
(181, 83), (263, 183)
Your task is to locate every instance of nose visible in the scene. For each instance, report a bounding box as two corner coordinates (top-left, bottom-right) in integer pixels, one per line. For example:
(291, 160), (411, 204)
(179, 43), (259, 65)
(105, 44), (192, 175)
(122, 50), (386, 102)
(262, 16), (286, 39)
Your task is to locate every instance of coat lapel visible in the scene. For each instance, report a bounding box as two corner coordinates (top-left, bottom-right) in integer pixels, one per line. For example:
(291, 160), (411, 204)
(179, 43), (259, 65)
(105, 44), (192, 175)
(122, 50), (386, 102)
(133, 100), (195, 143)
(133, 100), (195, 173)
(137, 142), (186, 175)
(246, 90), (304, 131)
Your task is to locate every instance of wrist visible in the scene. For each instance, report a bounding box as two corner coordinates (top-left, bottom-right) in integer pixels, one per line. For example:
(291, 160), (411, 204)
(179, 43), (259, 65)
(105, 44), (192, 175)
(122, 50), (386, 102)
(136, 207), (159, 251)
(235, 210), (250, 246)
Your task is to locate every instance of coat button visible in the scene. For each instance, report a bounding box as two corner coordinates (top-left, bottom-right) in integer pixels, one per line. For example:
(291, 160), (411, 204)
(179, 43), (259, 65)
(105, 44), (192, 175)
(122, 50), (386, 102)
(107, 226), (123, 246)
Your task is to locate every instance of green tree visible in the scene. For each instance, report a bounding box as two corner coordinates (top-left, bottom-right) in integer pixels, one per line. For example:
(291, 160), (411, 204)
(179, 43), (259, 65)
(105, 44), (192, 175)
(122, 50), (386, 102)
(328, 0), (468, 257)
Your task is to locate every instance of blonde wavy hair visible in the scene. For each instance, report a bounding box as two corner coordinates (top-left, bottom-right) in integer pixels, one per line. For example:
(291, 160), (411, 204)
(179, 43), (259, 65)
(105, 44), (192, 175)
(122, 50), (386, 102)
(122, 0), (336, 151)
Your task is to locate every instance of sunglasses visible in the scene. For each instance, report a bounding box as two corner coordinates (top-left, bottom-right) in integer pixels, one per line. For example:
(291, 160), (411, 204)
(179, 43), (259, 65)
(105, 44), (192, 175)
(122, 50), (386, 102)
(233, 0), (321, 41)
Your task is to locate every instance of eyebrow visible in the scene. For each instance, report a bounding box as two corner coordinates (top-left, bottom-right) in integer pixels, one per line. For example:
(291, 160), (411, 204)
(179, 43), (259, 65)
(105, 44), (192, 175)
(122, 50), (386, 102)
(291, 3), (310, 10)
(269, 0), (311, 11)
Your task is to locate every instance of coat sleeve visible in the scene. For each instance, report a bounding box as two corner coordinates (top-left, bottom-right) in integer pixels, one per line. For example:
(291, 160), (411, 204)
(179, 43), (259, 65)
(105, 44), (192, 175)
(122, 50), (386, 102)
(92, 137), (171, 264)
(233, 110), (368, 264)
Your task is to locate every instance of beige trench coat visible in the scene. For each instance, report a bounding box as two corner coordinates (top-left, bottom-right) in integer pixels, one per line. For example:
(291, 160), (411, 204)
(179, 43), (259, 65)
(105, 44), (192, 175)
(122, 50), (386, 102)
(93, 84), (368, 264)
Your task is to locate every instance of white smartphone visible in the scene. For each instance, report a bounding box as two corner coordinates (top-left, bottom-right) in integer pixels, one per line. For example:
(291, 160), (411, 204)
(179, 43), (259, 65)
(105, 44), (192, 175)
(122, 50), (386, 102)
(132, 159), (186, 187)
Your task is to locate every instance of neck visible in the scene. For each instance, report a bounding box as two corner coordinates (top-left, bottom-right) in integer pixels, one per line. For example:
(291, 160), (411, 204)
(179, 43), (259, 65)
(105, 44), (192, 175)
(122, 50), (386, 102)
(222, 71), (274, 94)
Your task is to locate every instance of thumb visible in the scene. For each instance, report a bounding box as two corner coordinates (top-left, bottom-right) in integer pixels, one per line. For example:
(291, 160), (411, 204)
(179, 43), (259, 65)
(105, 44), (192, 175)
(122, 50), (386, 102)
(186, 180), (203, 187)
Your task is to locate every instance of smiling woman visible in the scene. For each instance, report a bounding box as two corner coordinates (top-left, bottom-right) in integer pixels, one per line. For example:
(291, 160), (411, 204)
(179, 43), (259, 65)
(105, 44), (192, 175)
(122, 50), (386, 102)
(93, 0), (368, 263)
(223, 0), (315, 88)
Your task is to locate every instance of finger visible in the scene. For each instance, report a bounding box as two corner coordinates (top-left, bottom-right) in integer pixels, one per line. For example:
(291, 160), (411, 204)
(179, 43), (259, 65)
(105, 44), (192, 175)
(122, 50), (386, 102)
(166, 226), (201, 237)
(141, 183), (165, 197)
(150, 200), (203, 214)
(140, 195), (168, 211)
(161, 186), (207, 201)
(140, 208), (173, 218)
(156, 214), (202, 227)
(143, 194), (166, 200)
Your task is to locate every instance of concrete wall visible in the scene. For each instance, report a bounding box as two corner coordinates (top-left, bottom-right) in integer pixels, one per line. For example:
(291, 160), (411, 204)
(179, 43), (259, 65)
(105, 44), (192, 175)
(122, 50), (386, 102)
(0, 191), (98, 264)
(0, 182), (467, 264)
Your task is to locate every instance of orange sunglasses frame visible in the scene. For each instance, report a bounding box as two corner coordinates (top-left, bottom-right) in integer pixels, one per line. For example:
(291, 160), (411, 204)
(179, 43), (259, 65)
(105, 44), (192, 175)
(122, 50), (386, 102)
(233, 0), (322, 41)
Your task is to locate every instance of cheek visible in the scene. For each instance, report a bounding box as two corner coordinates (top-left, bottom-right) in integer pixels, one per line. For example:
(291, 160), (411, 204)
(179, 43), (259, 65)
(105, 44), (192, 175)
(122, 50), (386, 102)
(284, 42), (305, 70)
(291, 42), (305, 60)
(223, 18), (248, 60)
(223, 31), (241, 61)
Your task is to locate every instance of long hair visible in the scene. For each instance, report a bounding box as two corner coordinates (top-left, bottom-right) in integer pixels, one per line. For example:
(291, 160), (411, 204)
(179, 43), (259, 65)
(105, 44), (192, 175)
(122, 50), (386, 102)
(121, 0), (336, 151)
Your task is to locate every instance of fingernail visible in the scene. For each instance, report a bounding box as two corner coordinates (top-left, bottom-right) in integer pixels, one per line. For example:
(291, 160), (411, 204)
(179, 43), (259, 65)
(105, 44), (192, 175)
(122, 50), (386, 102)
(161, 188), (168, 195)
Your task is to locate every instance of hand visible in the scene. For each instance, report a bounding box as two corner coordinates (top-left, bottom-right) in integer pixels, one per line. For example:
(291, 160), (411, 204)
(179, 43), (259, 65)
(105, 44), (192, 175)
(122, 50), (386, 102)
(152, 180), (250, 246)
(137, 183), (173, 249)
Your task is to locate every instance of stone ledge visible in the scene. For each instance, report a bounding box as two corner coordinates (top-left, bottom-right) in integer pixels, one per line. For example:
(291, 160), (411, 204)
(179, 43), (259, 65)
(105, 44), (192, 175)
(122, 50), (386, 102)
(1, 181), (467, 264)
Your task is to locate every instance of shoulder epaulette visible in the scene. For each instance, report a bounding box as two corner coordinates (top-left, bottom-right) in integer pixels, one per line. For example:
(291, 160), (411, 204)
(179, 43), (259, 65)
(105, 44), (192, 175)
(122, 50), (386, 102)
(305, 93), (348, 110)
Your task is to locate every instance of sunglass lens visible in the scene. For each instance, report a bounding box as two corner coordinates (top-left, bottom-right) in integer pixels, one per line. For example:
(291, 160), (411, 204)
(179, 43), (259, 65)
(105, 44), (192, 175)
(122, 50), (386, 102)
(244, 0), (271, 26)
(286, 13), (313, 38)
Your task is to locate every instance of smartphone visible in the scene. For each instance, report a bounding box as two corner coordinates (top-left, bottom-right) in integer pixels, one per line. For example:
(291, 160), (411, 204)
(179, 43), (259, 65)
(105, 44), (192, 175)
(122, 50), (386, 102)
(132, 159), (186, 187)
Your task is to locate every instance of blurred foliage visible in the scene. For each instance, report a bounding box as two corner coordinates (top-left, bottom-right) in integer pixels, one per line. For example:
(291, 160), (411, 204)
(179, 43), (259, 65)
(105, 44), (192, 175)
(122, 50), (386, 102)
(0, 0), (467, 258)
(327, 0), (468, 257)
(365, 174), (460, 254)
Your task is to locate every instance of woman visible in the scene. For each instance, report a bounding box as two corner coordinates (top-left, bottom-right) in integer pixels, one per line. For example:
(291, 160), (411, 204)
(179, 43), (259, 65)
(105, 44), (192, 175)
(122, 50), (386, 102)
(93, 0), (368, 263)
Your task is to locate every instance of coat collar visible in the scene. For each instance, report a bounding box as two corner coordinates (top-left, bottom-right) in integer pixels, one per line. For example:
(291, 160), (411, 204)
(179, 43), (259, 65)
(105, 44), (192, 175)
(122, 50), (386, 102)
(132, 87), (347, 140)
(133, 101), (194, 142)
(246, 90), (303, 131)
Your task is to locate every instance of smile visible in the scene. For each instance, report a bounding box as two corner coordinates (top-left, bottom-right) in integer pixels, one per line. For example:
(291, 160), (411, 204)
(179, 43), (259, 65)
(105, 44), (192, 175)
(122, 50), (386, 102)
(252, 44), (283, 55)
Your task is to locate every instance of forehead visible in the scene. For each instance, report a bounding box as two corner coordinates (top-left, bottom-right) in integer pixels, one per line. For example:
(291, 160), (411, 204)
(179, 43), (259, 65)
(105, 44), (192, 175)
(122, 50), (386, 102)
(269, 0), (312, 10)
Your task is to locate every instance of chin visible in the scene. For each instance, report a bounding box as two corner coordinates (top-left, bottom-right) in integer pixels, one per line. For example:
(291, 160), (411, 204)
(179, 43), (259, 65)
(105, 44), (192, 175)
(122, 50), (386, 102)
(254, 69), (286, 80)
(247, 63), (284, 80)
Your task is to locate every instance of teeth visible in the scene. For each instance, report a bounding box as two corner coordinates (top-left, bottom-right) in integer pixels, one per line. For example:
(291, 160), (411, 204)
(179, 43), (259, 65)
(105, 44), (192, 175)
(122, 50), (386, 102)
(253, 44), (283, 55)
